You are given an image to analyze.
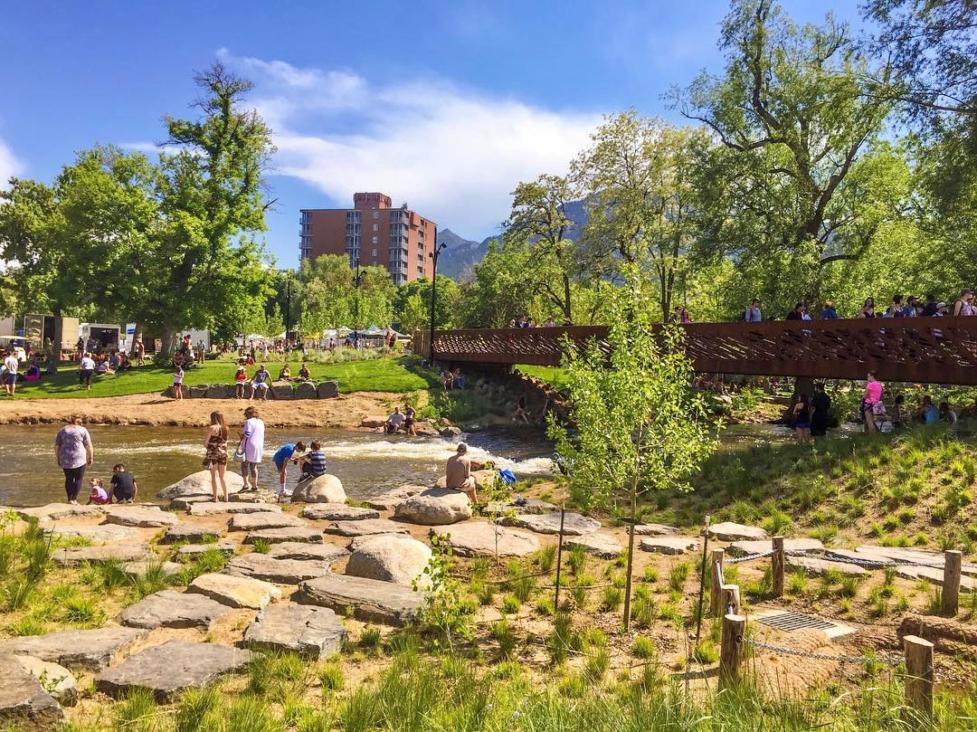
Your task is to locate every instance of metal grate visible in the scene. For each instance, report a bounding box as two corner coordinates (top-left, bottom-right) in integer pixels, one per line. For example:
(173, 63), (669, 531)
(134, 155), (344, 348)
(756, 612), (835, 633)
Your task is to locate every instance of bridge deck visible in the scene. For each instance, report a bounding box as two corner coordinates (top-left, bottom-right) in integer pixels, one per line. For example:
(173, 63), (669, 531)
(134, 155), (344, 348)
(423, 318), (977, 385)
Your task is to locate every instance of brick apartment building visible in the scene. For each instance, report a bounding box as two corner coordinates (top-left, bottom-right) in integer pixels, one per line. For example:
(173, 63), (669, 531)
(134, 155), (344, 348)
(299, 192), (437, 286)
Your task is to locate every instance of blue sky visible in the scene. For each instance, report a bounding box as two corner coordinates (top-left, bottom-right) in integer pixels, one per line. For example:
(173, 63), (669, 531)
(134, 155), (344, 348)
(0, 1), (863, 267)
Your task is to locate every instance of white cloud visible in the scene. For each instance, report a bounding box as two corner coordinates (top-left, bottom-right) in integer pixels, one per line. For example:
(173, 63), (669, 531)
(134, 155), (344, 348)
(220, 51), (602, 238)
(0, 135), (24, 190)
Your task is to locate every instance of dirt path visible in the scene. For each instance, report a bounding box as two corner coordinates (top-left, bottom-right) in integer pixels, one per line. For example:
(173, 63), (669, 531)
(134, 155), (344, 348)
(0, 392), (406, 428)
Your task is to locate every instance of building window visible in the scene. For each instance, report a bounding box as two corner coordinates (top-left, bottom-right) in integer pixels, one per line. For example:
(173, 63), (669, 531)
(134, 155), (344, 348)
(372, 210), (379, 219)
(371, 236), (378, 245)
(372, 248), (377, 257)
(372, 223), (378, 232)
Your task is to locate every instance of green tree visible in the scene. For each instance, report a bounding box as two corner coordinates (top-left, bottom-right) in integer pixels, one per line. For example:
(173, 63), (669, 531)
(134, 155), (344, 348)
(458, 238), (536, 327)
(296, 254), (395, 337)
(549, 269), (717, 630)
(394, 275), (461, 333)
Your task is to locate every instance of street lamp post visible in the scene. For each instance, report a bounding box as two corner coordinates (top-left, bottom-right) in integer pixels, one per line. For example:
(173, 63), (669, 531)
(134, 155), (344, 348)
(352, 259), (364, 349)
(428, 241), (447, 365)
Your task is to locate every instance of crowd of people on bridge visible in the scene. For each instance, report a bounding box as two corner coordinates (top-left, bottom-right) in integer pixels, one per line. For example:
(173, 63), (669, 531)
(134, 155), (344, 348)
(739, 289), (976, 323)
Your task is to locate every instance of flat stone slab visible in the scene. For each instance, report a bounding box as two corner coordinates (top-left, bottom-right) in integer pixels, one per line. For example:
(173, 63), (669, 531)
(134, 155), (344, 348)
(787, 556), (867, 577)
(363, 485), (424, 511)
(728, 538), (824, 556)
(0, 627), (148, 672)
(161, 525), (224, 544)
(44, 524), (137, 543)
(120, 590), (235, 629)
(633, 523), (679, 536)
(498, 512), (600, 536)
(300, 504), (380, 521)
(96, 641), (252, 702)
(243, 603), (347, 658)
(229, 512), (308, 531)
(175, 542), (237, 559)
(224, 553), (331, 584)
(431, 521), (539, 558)
(895, 564), (977, 591)
(266, 542), (348, 562)
(854, 546), (977, 575)
(639, 536), (700, 555)
(188, 502), (282, 516)
(0, 654), (64, 728)
(16, 503), (103, 521)
(708, 522), (768, 541)
(565, 532), (624, 559)
(103, 505), (179, 528)
(484, 498), (557, 515)
(189, 573), (281, 610)
(825, 548), (895, 567)
(168, 496), (214, 511)
(297, 574), (423, 626)
(53, 544), (154, 565)
(324, 518), (409, 537)
(122, 561), (182, 578)
(13, 654), (77, 705)
(244, 526), (322, 544)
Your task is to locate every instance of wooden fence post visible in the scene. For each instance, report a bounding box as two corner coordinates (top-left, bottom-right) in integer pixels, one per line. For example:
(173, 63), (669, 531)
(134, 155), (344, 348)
(719, 613), (746, 690)
(903, 635), (934, 720)
(941, 550), (962, 617)
(710, 549), (725, 617)
(772, 537), (785, 598)
(721, 583), (741, 616)
(553, 507), (565, 612)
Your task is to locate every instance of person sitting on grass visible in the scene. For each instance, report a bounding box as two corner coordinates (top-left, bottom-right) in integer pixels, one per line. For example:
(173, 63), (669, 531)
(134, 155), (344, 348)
(110, 463), (138, 504)
(445, 442), (478, 505)
(278, 364), (292, 381)
(298, 362), (311, 382)
(915, 395), (939, 425)
(296, 440), (328, 485)
(940, 401), (958, 426)
(24, 360), (41, 382)
(87, 478), (111, 505)
(250, 364), (270, 400)
(116, 352), (132, 372)
(385, 407), (405, 434)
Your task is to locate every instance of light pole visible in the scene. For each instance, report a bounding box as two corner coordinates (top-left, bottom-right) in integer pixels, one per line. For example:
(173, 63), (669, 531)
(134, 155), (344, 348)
(352, 259), (364, 348)
(428, 240), (446, 365)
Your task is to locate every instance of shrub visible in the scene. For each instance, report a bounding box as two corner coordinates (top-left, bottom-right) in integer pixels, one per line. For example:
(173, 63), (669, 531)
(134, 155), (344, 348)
(501, 594), (521, 614)
(601, 585), (623, 612)
(632, 635), (656, 659)
(490, 618), (518, 660)
(318, 663), (345, 692)
(536, 545), (557, 573)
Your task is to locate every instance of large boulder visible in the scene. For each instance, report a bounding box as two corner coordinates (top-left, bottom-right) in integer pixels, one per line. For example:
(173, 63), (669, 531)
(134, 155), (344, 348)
(188, 386), (208, 399)
(434, 470), (496, 491)
(364, 485), (425, 511)
(159, 470), (245, 500)
(270, 381), (293, 400)
(317, 381), (339, 399)
(394, 488), (472, 525)
(359, 416), (386, 429)
(345, 534), (432, 587)
(291, 474), (347, 504)
(206, 384), (236, 399)
(295, 381), (317, 399)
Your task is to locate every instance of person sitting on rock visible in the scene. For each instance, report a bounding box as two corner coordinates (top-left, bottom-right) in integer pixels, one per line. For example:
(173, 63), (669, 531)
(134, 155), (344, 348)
(296, 440), (328, 484)
(298, 362), (312, 382)
(403, 404), (417, 436)
(278, 364), (292, 381)
(385, 407), (405, 434)
(446, 442), (477, 504)
(250, 365), (270, 400)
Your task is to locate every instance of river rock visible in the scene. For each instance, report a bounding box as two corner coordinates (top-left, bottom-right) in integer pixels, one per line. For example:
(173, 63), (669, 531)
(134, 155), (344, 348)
(168, 495), (215, 511)
(324, 518), (409, 538)
(295, 381), (317, 399)
(484, 498), (557, 515)
(266, 542), (348, 562)
(13, 655), (77, 705)
(122, 561), (183, 578)
(708, 522), (768, 541)
(229, 512), (307, 531)
(346, 534), (432, 586)
(188, 501), (282, 516)
(189, 573), (281, 610)
(394, 488), (472, 525)
(439, 426), (463, 438)
(633, 523), (679, 536)
(728, 538), (824, 556)
(270, 381), (293, 400)
(431, 521), (540, 558)
(175, 542), (237, 559)
(317, 381), (339, 399)
(364, 485), (424, 511)
(159, 470), (245, 499)
(224, 553), (331, 584)
(161, 525), (223, 544)
(96, 641), (252, 702)
(498, 512), (600, 536)
(245, 526), (322, 544)
(15, 503), (103, 521)
(565, 532), (624, 559)
(103, 505), (179, 528)
(291, 474), (347, 504)
(45, 524), (138, 543)
(360, 416), (386, 429)
(297, 574), (423, 625)
(0, 655), (64, 729)
(53, 544), (154, 565)
(243, 604), (347, 657)
(0, 627), (148, 672)
(300, 504), (379, 521)
(639, 536), (700, 555)
(229, 490), (278, 504)
(787, 556), (867, 577)
(188, 386), (208, 398)
(206, 384), (234, 399)
(120, 590), (234, 629)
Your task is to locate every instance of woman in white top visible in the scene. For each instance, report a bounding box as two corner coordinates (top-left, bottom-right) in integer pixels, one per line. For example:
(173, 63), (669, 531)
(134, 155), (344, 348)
(238, 406), (265, 492)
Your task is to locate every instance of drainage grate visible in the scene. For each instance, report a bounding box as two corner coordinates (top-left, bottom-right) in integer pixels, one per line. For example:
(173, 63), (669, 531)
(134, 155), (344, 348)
(756, 612), (835, 633)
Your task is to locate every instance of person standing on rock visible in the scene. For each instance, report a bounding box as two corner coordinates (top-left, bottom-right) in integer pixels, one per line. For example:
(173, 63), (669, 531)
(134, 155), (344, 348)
(446, 442), (478, 505)
(272, 440), (306, 503)
(55, 417), (93, 505)
(203, 411), (230, 501)
(239, 406), (265, 492)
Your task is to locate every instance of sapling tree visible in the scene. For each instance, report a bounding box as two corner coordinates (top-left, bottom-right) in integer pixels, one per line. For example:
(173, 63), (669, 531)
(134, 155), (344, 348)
(548, 269), (717, 630)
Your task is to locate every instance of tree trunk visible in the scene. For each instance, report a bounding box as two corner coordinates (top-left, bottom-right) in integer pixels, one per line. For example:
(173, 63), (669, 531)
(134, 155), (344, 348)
(622, 489), (637, 632)
(161, 324), (181, 357)
(562, 274), (572, 325)
(48, 307), (63, 375)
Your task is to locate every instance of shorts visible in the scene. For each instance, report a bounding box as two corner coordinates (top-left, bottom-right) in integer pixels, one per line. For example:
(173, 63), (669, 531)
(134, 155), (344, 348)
(79, 369), (94, 385)
(2, 372), (15, 385)
(113, 487), (135, 502)
(795, 421), (810, 430)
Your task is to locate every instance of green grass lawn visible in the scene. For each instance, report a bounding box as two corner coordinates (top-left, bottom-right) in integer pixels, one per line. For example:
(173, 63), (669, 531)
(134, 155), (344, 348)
(8, 356), (439, 399)
(516, 364), (570, 392)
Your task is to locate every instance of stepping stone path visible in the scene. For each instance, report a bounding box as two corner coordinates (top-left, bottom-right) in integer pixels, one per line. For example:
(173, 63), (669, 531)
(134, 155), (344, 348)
(565, 532), (624, 559)
(103, 505), (179, 528)
(708, 522), (768, 541)
(364, 485), (424, 511)
(639, 536), (700, 555)
(0, 654), (64, 728)
(854, 546), (977, 575)
(229, 512), (307, 531)
(189, 573), (281, 610)
(825, 548), (895, 567)
(158, 470), (245, 500)
(54, 544), (154, 565)
(45, 524), (137, 543)
(266, 542), (348, 562)
(291, 474), (347, 504)
(224, 553), (332, 584)
(0, 627), (148, 671)
(346, 534), (432, 586)
(243, 604), (347, 658)
(633, 523), (679, 536)
(229, 490), (278, 504)
(431, 521), (539, 558)
(301, 504), (380, 521)
(120, 590), (235, 629)
(484, 498), (557, 515)
(727, 538), (824, 556)
(175, 542), (237, 559)
(13, 655), (78, 705)
(169, 496), (215, 511)
(16, 503), (102, 521)
(189, 502), (282, 516)
(895, 565), (977, 591)
(787, 556), (868, 577)
(499, 512), (600, 536)
(161, 525), (223, 544)
(122, 561), (183, 578)
(324, 518), (409, 538)
(245, 526), (322, 544)
(298, 574), (423, 626)
(394, 489), (473, 525)
(96, 641), (251, 702)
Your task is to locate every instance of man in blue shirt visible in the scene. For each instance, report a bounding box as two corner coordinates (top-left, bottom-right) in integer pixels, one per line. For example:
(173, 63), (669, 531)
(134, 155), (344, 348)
(272, 441), (306, 501)
(916, 396), (939, 425)
(744, 299), (762, 322)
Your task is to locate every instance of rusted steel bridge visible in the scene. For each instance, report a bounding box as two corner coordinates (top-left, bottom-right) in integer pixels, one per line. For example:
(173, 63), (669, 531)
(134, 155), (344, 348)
(417, 318), (977, 385)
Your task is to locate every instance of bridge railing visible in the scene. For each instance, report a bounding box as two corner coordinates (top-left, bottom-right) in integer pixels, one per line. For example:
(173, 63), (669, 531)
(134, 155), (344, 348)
(422, 318), (977, 385)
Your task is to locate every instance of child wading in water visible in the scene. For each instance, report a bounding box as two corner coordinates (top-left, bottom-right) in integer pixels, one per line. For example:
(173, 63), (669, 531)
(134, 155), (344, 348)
(87, 478), (110, 505)
(110, 463), (138, 503)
